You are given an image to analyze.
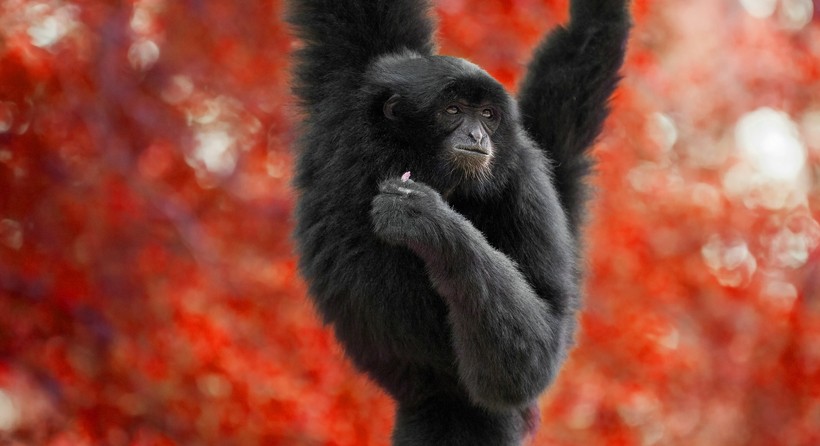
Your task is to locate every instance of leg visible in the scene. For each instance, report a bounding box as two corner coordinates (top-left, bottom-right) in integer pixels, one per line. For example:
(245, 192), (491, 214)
(392, 397), (526, 446)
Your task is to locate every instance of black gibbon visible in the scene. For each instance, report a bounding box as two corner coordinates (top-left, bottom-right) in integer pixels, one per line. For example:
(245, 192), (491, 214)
(287, 1), (629, 444)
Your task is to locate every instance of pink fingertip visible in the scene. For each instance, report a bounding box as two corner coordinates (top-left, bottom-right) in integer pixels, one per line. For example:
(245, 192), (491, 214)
(401, 171), (411, 182)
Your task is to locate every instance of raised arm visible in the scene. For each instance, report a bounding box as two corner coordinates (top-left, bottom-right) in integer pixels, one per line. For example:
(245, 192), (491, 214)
(287, 0), (437, 108)
(517, 0), (630, 232)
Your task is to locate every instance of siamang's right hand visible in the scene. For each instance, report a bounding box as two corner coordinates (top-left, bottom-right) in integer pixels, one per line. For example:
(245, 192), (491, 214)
(370, 176), (451, 248)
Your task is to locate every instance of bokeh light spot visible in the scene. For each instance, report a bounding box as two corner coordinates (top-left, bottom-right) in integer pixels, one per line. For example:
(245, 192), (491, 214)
(25, 3), (78, 49)
(649, 112), (678, 152)
(0, 219), (23, 251)
(0, 390), (20, 431)
(128, 39), (160, 72)
(739, 0), (778, 18)
(189, 129), (238, 177)
(779, 0), (814, 30)
(701, 235), (758, 287)
(0, 102), (15, 133)
(735, 108), (806, 182)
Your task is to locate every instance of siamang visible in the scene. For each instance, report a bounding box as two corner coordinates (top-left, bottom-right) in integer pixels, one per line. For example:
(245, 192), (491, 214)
(287, 0), (629, 444)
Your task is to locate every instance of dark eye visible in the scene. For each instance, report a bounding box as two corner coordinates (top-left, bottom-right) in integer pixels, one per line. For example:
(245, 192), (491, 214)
(446, 105), (460, 114)
(481, 108), (494, 119)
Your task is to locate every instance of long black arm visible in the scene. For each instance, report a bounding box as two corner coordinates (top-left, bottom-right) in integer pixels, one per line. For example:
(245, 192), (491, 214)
(421, 207), (575, 409)
(287, 0), (437, 108)
(518, 0), (630, 233)
(372, 166), (578, 409)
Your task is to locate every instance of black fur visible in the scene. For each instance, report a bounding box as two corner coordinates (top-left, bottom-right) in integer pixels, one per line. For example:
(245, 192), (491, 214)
(287, 1), (629, 444)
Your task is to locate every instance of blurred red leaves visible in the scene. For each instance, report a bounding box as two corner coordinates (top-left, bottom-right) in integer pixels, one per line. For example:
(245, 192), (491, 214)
(1, 0), (819, 445)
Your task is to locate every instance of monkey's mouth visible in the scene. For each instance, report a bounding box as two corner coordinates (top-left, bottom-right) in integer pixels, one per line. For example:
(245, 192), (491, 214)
(454, 145), (491, 157)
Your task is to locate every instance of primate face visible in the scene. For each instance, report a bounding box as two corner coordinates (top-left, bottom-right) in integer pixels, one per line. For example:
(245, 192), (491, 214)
(381, 88), (504, 184)
(437, 99), (500, 176)
(374, 54), (513, 191)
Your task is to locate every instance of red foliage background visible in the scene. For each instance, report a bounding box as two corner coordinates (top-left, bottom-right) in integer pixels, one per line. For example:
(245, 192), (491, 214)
(1, 0), (819, 444)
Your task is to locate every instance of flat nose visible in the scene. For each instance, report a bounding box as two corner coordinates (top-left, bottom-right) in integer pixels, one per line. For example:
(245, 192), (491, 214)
(469, 127), (486, 144)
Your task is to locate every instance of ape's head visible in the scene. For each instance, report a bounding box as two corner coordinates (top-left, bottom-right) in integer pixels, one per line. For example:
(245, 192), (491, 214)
(365, 51), (521, 198)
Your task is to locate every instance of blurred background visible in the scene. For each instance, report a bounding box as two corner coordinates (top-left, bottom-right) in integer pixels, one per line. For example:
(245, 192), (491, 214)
(1, 0), (819, 444)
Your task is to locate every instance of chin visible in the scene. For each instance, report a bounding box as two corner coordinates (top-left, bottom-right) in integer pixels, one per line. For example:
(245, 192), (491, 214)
(446, 147), (494, 182)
